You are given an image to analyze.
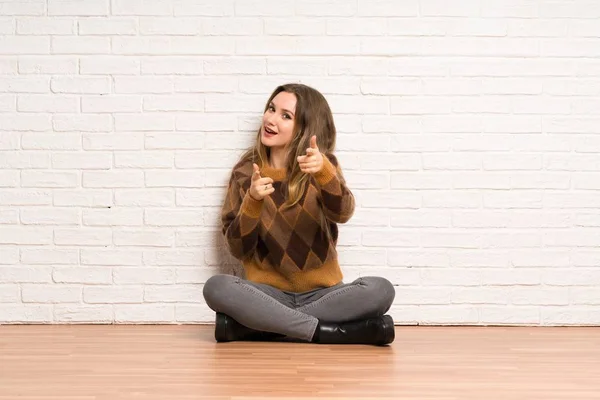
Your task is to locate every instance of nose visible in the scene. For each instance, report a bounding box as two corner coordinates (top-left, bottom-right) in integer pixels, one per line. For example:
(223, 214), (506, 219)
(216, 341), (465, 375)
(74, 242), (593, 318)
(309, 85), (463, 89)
(265, 112), (277, 126)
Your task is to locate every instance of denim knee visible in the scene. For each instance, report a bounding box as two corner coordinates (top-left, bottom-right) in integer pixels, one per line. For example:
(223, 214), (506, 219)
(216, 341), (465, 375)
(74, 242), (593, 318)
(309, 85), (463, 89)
(361, 276), (395, 312)
(203, 274), (236, 310)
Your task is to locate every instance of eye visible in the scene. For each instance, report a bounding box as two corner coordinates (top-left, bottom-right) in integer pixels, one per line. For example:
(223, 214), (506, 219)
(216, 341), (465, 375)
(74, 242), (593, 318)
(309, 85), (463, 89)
(268, 105), (275, 112)
(283, 113), (291, 120)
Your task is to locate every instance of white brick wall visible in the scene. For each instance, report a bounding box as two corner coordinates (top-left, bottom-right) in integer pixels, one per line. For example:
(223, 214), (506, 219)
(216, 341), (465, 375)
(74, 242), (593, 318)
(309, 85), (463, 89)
(1, 0), (599, 326)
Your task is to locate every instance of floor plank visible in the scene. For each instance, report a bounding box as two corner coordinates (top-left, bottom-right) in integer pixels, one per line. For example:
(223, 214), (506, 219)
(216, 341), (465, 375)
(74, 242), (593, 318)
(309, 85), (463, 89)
(0, 325), (599, 399)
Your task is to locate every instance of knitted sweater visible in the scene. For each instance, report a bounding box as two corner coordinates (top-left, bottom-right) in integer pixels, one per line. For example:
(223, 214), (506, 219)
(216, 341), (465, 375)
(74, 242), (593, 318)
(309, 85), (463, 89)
(221, 153), (355, 292)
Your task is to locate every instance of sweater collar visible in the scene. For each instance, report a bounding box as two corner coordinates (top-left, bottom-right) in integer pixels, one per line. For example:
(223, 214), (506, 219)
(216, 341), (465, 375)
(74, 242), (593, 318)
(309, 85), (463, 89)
(261, 164), (287, 181)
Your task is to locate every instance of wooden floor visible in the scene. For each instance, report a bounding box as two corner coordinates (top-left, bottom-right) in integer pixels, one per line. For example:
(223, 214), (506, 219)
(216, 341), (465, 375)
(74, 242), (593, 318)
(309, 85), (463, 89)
(0, 325), (599, 400)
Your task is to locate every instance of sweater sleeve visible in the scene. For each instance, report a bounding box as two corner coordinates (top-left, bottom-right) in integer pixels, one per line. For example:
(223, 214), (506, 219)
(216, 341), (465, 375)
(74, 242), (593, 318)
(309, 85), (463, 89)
(221, 172), (263, 261)
(312, 153), (355, 224)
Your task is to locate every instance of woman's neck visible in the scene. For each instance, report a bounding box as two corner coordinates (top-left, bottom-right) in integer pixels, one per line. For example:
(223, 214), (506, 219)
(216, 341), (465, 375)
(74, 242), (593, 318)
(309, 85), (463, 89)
(269, 147), (287, 169)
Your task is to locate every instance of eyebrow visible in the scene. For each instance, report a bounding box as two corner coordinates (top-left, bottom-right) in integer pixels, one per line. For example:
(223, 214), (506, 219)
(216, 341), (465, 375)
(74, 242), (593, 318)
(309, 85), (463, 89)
(270, 102), (295, 116)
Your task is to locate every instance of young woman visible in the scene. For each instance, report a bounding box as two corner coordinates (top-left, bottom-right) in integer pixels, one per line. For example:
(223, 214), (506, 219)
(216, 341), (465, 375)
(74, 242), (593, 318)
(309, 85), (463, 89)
(203, 84), (396, 345)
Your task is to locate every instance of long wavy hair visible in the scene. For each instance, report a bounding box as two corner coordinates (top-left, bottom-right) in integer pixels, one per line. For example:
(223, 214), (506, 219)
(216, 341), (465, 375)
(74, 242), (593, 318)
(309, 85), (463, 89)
(239, 83), (337, 209)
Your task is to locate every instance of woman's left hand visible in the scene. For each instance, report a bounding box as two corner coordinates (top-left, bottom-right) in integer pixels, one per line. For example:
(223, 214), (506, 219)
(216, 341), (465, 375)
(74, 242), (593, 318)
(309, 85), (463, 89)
(297, 135), (324, 174)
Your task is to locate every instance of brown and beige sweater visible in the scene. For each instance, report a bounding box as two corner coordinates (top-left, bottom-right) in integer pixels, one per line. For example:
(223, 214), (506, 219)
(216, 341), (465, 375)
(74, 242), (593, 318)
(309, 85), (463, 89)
(221, 153), (355, 293)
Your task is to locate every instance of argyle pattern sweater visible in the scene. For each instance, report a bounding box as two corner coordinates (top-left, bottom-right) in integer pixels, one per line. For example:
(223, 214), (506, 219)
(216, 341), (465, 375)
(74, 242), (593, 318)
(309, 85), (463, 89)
(221, 153), (355, 292)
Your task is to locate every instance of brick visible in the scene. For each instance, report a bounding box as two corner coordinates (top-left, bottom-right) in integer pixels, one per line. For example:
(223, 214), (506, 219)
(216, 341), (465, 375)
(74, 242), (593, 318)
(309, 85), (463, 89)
(0, 37), (49, 54)
(17, 17), (75, 34)
(0, 115), (50, 131)
(176, 304), (215, 323)
(21, 208), (79, 225)
(144, 285), (201, 302)
(139, 18), (201, 35)
(175, 230), (221, 247)
(145, 171), (203, 188)
(0, 209), (19, 225)
(51, 76), (110, 94)
(113, 268), (175, 284)
(83, 134), (144, 150)
(113, 229), (174, 247)
(0, 266), (52, 283)
(330, 58), (389, 76)
(115, 189), (174, 206)
(19, 56), (77, 74)
(338, 249), (386, 266)
(0, 190), (52, 206)
(176, 189), (223, 207)
(81, 249), (143, 266)
(484, 192), (543, 209)
(450, 251), (511, 268)
(391, 173), (452, 189)
(361, 78), (421, 95)
(421, 231), (483, 249)
(22, 284), (81, 303)
(142, 57), (203, 75)
(0, 305), (52, 323)
(21, 171), (78, 188)
(53, 267), (112, 284)
(542, 307), (600, 325)
(113, 0), (171, 15)
(22, 133), (80, 151)
(115, 304), (174, 322)
(114, 114), (175, 132)
(114, 152), (173, 168)
(54, 114), (112, 132)
(512, 287), (569, 306)
(54, 228), (112, 246)
(82, 208), (143, 227)
(419, 306), (479, 324)
(361, 191), (421, 209)
(0, 227), (52, 245)
(391, 210), (451, 228)
(327, 18), (384, 35)
(84, 286), (143, 304)
(343, 172), (387, 190)
(53, 188), (110, 207)
(114, 76), (173, 94)
(357, 0), (417, 16)
(48, 0), (109, 16)
(0, 284), (19, 303)
(52, 37), (110, 54)
(54, 305), (113, 323)
(452, 287), (511, 304)
(112, 37), (234, 56)
(78, 17), (137, 35)
(21, 248), (78, 265)
(52, 152), (112, 169)
(143, 209), (204, 227)
(83, 171), (144, 188)
(143, 95), (203, 112)
(145, 133), (204, 149)
(176, 114), (237, 132)
(0, 95), (16, 112)
(479, 306), (540, 324)
(265, 19), (325, 35)
(394, 287), (453, 305)
(0, 171), (18, 187)
(80, 57), (140, 75)
(174, 77), (236, 93)
(362, 230), (419, 248)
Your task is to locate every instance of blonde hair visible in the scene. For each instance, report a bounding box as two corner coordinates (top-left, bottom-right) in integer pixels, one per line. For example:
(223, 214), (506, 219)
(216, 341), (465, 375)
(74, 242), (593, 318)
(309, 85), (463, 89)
(240, 83), (337, 208)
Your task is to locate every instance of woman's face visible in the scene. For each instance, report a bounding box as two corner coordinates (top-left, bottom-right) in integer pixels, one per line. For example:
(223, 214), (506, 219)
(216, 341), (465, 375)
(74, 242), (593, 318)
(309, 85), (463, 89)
(261, 91), (297, 150)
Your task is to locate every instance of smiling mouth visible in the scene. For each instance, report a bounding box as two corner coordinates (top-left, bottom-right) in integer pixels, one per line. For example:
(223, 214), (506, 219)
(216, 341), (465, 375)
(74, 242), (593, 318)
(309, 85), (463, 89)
(264, 126), (277, 135)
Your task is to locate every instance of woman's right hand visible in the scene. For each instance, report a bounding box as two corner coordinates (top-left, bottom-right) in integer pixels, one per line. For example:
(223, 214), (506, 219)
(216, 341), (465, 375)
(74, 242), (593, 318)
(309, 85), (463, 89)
(249, 163), (275, 201)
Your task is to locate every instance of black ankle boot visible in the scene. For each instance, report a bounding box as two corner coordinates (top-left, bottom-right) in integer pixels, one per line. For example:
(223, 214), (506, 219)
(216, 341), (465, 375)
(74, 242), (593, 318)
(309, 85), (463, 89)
(214, 313), (285, 342)
(315, 315), (395, 346)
